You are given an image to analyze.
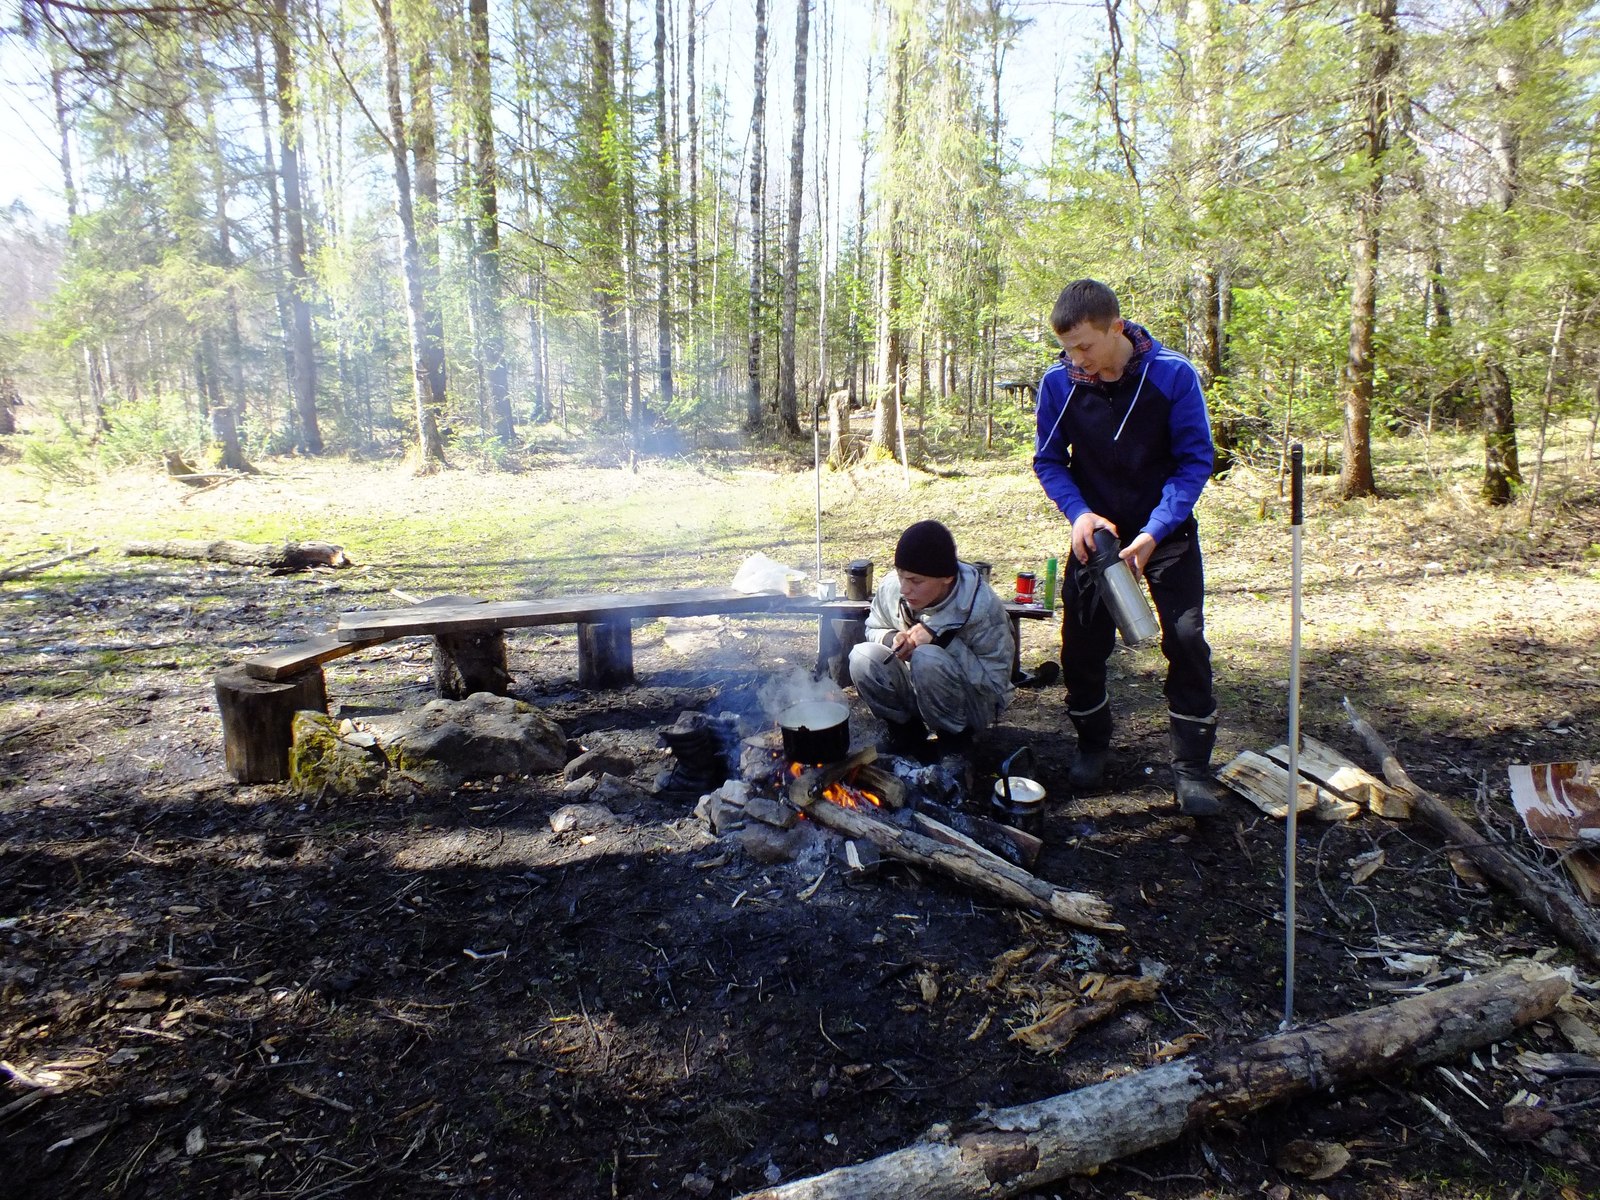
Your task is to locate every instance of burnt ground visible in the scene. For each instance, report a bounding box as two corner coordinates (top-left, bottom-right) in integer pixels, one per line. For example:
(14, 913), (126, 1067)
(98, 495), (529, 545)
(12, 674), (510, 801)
(2, 547), (1600, 1200)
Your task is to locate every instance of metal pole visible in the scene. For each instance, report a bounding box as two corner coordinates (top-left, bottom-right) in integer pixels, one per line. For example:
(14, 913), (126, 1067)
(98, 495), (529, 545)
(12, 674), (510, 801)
(1283, 443), (1305, 1028)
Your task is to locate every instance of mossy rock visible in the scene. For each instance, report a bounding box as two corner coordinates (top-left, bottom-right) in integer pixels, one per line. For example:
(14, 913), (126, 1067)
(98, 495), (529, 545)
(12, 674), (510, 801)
(289, 710), (388, 796)
(372, 693), (566, 788)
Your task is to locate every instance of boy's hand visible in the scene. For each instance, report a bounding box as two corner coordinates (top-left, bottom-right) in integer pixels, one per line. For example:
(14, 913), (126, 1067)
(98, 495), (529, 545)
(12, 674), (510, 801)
(1120, 532), (1157, 580)
(1071, 512), (1118, 564)
(891, 623), (933, 661)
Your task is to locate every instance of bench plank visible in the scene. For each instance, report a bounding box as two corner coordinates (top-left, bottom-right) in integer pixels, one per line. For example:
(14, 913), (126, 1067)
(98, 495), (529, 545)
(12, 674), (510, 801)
(242, 632), (391, 681)
(336, 587), (794, 641)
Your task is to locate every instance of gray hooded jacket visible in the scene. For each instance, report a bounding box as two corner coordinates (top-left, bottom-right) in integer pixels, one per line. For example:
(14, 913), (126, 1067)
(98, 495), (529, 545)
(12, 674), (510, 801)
(864, 563), (1015, 710)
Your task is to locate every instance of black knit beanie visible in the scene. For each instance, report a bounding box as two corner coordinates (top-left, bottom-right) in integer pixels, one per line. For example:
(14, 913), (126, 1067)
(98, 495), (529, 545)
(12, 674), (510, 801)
(894, 520), (959, 578)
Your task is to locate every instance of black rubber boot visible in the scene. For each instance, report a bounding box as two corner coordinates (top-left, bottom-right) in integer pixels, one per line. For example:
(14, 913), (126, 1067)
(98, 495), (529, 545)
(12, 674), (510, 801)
(1170, 713), (1226, 816)
(881, 715), (928, 756)
(1068, 702), (1113, 794)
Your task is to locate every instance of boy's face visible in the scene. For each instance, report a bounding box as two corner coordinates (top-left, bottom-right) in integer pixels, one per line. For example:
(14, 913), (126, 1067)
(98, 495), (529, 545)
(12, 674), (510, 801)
(1055, 317), (1128, 382)
(896, 569), (954, 611)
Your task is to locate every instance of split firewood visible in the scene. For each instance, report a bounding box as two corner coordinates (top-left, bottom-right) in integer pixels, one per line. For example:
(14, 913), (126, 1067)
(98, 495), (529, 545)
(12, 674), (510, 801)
(1264, 735), (1411, 819)
(735, 959), (1569, 1200)
(1218, 750), (1358, 821)
(125, 539), (353, 571)
(788, 768), (1120, 933)
(1344, 699), (1600, 969)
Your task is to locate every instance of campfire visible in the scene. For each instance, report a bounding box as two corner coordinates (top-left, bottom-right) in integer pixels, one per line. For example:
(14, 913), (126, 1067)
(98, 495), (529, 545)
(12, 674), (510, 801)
(667, 706), (1121, 934)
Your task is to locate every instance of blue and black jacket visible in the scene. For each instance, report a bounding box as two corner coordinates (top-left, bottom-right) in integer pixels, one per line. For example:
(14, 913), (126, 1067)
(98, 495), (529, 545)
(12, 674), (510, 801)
(1032, 322), (1215, 547)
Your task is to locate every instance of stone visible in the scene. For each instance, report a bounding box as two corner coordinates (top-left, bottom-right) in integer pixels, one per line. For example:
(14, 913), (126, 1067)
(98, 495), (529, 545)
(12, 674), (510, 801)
(563, 747), (636, 781)
(739, 820), (822, 865)
(370, 692), (566, 788)
(549, 803), (622, 834)
(591, 773), (647, 807)
(695, 780), (750, 835)
(288, 711), (388, 796)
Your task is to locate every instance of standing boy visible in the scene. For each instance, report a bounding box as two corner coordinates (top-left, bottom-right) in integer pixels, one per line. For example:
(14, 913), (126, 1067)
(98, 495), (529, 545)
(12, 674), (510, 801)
(1032, 279), (1226, 815)
(848, 520), (1015, 755)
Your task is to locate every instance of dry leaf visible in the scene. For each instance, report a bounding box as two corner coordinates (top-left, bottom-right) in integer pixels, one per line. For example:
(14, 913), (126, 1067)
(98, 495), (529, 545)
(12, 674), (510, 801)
(1447, 850), (1488, 887)
(1152, 1032), (1208, 1060)
(1275, 1138), (1351, 1180)
(916, 971), (940, 1005)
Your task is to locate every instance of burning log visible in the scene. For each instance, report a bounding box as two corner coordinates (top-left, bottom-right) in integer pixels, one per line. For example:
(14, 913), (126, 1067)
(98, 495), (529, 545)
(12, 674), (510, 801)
(787, 765), (1120, 933)
(736, 959), (1570, 1200)
(1344, 699), (1600, 969)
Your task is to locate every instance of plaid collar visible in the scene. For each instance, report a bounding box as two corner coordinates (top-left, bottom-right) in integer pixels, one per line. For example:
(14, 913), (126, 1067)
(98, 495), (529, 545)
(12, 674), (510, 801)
(1058, 320), (1154, 386)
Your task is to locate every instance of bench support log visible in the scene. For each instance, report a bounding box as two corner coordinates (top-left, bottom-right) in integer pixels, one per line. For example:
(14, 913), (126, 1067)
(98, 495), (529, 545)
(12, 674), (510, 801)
(433, 630), (510, 698)
(578, 620), (634, 687)
(738, 960), (1568, 1200)
(215, 665), (327, 783)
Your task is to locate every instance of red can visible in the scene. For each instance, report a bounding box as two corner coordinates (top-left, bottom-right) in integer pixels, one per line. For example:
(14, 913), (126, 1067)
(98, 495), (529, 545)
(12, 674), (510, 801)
(1015, 571), (1037, 604)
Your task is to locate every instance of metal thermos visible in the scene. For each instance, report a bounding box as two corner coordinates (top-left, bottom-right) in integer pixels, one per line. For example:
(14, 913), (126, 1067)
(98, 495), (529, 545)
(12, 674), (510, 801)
(843, 559), (874, 601)
(1088, 530), (1159, 647)
(1041, 557), (1059, 611)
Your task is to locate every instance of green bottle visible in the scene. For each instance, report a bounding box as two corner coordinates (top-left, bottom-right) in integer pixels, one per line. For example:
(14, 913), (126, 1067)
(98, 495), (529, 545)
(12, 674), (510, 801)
(1042, 556), (1059, 611)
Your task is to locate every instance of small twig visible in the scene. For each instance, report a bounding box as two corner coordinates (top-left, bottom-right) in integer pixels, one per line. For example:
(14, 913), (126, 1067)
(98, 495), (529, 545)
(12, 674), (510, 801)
(1414, 1091), (1492, 1162)
(287, 1083), (355, 1114)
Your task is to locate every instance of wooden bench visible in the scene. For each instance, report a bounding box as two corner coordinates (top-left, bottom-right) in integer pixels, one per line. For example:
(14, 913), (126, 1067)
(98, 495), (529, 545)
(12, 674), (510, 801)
(217, 587), (1056, 784)
(334, 589), (1054, 689)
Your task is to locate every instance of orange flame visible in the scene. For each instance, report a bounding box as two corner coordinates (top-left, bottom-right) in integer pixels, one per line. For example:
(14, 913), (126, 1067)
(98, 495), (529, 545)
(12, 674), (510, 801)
(785, 761), (882, 810)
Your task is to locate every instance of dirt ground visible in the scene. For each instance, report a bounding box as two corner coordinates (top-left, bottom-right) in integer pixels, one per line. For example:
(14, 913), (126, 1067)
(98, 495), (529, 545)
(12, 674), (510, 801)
(3, 451), (1600, 1200)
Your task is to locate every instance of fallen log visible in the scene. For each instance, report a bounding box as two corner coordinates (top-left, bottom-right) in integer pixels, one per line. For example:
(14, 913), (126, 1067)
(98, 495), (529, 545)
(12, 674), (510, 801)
(0, 545), (99, 582)
(788, 769), (1120, 933)
(124, 539), (352, 571)
(1343, 699), (1600, 969)
(737, 959), (1569, 1200)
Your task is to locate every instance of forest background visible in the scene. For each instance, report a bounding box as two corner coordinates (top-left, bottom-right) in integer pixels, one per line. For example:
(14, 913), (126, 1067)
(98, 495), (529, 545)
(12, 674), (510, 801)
(0, 0), (1595, 500)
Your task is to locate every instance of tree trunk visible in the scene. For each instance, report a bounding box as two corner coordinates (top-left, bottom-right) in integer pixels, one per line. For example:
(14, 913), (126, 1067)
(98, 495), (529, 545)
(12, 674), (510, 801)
(870, 7), (910, 458)
(777, 0), (810, 438)
(271, 0), (323, 455)
(736, 961), (1569, 1200)
(686, 0), (700, 378)
(745, 0), (769, 431)
(408, 44), (449, 425)
(374, 0), (448, 468)
(1481, 359), (1520, 504)
(468, 0), (515, 444)
(1339, 0), (1395, 501)
(582, 0), (628, 426)
(653, 0), (676, 421)
(1481, 0), (1527, 505)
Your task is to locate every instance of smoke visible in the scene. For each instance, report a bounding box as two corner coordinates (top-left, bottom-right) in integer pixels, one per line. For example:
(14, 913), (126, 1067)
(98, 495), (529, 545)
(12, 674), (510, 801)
(756, 667), (846, 719)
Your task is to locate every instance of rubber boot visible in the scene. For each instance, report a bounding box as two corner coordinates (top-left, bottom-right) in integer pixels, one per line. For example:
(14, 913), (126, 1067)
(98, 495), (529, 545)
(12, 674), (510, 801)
(881, 715), (928, 756)
(1068, 701), (1113, 794)
(1170, 713), (1226, 816)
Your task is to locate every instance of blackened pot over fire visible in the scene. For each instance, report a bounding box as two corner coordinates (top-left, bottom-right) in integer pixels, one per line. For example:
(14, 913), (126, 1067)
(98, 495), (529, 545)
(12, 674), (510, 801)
(777, 700), (850, 764)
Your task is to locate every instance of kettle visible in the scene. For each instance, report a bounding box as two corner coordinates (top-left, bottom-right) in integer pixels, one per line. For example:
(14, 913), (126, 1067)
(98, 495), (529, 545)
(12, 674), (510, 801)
(1088, 530), (1160, 647)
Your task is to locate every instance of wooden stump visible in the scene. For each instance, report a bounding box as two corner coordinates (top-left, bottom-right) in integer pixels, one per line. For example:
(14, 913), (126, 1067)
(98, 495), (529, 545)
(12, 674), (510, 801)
(577, 619), (634, 687)
(432, 630), (510, 698)
(215, 664), (327, 783)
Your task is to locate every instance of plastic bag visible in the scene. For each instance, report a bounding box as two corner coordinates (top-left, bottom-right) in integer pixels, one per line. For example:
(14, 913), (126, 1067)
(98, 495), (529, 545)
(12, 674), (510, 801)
(732, 552), (798, 595)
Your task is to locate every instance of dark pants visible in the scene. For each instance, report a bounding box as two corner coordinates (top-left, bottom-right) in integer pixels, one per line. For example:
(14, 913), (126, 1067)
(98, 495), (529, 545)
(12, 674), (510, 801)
(1061, 530), (1214, 721)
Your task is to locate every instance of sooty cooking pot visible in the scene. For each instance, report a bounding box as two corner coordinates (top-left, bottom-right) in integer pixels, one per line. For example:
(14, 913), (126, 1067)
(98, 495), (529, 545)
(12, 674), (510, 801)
(778, 700), (850, 764)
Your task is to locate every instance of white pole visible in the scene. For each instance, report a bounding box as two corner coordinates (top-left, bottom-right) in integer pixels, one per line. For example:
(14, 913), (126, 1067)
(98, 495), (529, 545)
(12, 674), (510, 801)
(1283, 443), (1305, 1027)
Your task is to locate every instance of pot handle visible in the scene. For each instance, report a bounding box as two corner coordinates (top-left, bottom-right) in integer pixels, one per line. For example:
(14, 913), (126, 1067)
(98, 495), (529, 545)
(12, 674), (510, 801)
(998, 745), (1035, 806)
